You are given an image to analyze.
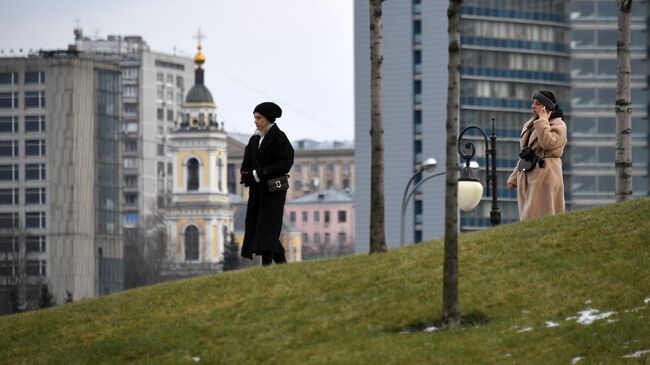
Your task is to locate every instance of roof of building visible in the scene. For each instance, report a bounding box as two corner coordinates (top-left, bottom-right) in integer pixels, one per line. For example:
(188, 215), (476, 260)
(287, 188), (353, 204)
(185, 83), (214, 104)
(292, 139), (354, 150)
(227, 132), (253, 146)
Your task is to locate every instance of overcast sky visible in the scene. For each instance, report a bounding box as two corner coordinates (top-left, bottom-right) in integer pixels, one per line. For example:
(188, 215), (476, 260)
(0, 0), (354, 142)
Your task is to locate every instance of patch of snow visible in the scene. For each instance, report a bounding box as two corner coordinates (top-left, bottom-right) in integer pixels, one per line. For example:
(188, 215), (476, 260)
(644, 297), (650, 304)
(399, 330), (410, 335)
(624, 307), (643, 313)
(606, 319), (619, 323)
(504, 353), (512, 358)
(622, 349), (650, 358)
(572, 309), (616, 325)
(585, 300), (592, 304)
(571, 356), (583, 364)
(522, 310), (530, 314)
(545, 321), (560, 328)
(192, 356), (201, 362)
(517, 326), (533, 333)
(424, 326), (439, 332)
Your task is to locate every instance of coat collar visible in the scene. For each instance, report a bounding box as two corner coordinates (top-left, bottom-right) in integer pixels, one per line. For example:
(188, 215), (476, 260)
(258, 123), (279, 153)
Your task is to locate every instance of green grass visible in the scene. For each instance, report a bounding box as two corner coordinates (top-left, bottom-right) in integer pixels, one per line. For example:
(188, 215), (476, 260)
(1, 199), (650, 364)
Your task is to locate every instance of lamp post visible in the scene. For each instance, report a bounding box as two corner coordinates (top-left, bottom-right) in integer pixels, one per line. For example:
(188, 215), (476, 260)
(457, 118), (501, 226)
(400, 158), (437, 247)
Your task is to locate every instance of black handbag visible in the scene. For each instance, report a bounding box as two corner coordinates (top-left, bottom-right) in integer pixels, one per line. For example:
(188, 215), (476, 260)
(266, 175), (290, 192)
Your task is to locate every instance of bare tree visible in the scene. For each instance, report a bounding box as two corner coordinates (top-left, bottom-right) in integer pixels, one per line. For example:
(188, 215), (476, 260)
(0, 228), (27, 314)
(616, 0), (634, 202)
(442, 0), (463, 329)
(369, 0), (388, 254)
(124, 207), (170, 289)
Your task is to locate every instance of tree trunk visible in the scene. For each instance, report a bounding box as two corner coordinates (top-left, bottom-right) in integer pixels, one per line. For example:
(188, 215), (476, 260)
(442, 0), (463, 329)
(616, 0), (633, 202)
(369, 0), (387, 254)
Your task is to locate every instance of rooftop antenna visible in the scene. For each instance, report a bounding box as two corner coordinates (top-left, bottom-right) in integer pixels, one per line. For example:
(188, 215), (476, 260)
(73, 18), (83, 40)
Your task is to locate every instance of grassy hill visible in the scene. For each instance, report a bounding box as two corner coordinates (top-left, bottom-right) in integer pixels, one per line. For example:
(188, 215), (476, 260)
(1, 199), (649, 364)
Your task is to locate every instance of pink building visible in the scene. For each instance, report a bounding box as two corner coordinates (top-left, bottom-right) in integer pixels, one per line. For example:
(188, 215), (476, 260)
(285, 189), (355, 259)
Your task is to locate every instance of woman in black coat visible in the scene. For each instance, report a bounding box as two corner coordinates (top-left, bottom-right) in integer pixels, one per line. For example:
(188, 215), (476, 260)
(240, 102), (294, 265)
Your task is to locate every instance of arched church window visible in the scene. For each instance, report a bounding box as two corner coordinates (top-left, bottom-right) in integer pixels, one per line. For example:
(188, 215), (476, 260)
(184, 225), (199, 261)
(187, 158), (199, 191)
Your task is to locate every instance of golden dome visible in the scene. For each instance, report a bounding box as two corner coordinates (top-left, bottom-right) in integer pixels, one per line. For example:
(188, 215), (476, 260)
(194, 44), (205, 67)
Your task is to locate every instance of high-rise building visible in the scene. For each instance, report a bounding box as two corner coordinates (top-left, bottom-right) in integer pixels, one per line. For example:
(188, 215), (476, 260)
(0, 51), (122, 309)
(70, 29), (195, 237)
(568, 0), (648, 206)
(354, 1), (571, 252)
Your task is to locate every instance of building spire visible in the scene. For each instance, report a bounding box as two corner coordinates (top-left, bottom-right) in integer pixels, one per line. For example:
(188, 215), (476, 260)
(193, 28), (206, 69)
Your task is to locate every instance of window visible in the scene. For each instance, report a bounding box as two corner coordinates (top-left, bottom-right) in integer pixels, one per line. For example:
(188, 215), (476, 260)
(25, 188), (46, 205)
(311, 163), (319, 174)
(24, 91), (45, 108)
(24, 71), (45, 84)
(314, 233), (321, 245)
(314, 211), (320, 222)
(25, 163), (45, 180)
(338, 210), (347, 223)
(124, 122), (138, 133)
(0, 92), (18, 109)
(125, 193), (137, 205)
(326, 164), (334, 173)
(0, 140), (18, 157)
(124, 158), (137, 168)
(124, 103), (137, 116)
(122, 68), (138, 79)
(176, 75), (184, 88)
(156, 72), (164, 83)
(125, 175), (137, 187)
(157, 108), (164, 121)
(125, 212), (138, 226)
(301, 233), (309, 245)
(187, 158), (199, 191)
(0, 72), (17, 85)
(0, 116), (18, 133)
(25, 115), (45, 132)
(123, 86), (137, 97)
(25, 212), (46, 228)
(26, 236), (46, 253)
(338, 232), (347, 244)
(184, 225), (199, 261)
(343, 179), (350, 190)
(166, 74), (174, 85)
(294, 165), (302, 174)
(324, 211), (330, 224)
(0, 164), (19, 181)
(294, 180), (302, 192)
(290, 211), (296, 223)
(166, 89), (173, 103)
(0, 236), (17, 253)
(0, 189), (18, 205)
(124, 140), (137, 152)
(324, 233), (330, 244)
(167, 109), (174, 121)
(157, 144), (165, 156)
(302, 211), (308, 223)
(0, 212), (19, 229)
(25, 139), (45, 156)
(25, 260), (46, 276)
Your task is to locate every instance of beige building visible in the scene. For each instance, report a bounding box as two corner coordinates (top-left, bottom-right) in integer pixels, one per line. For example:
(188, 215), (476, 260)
(165, 42), (232, 276)
(227, 136), (354, 201)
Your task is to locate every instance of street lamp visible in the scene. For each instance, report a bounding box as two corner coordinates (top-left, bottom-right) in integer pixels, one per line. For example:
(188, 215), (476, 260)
(400, 158), (438, 247)
(457, 118), (501, 226)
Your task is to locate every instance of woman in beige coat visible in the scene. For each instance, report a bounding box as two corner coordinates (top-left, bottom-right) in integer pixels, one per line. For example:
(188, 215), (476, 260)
(507, 90), (567, 221)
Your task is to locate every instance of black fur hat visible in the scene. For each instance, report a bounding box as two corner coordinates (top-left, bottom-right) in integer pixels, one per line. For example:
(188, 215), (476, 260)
(253, 102), (282, 123)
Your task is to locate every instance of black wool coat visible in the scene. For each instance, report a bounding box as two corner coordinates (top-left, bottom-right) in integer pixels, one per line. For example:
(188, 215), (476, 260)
(240, 124), (294, 259)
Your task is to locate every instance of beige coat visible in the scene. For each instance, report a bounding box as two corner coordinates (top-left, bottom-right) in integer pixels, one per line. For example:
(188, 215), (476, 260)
(507, 116), (567, 221)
